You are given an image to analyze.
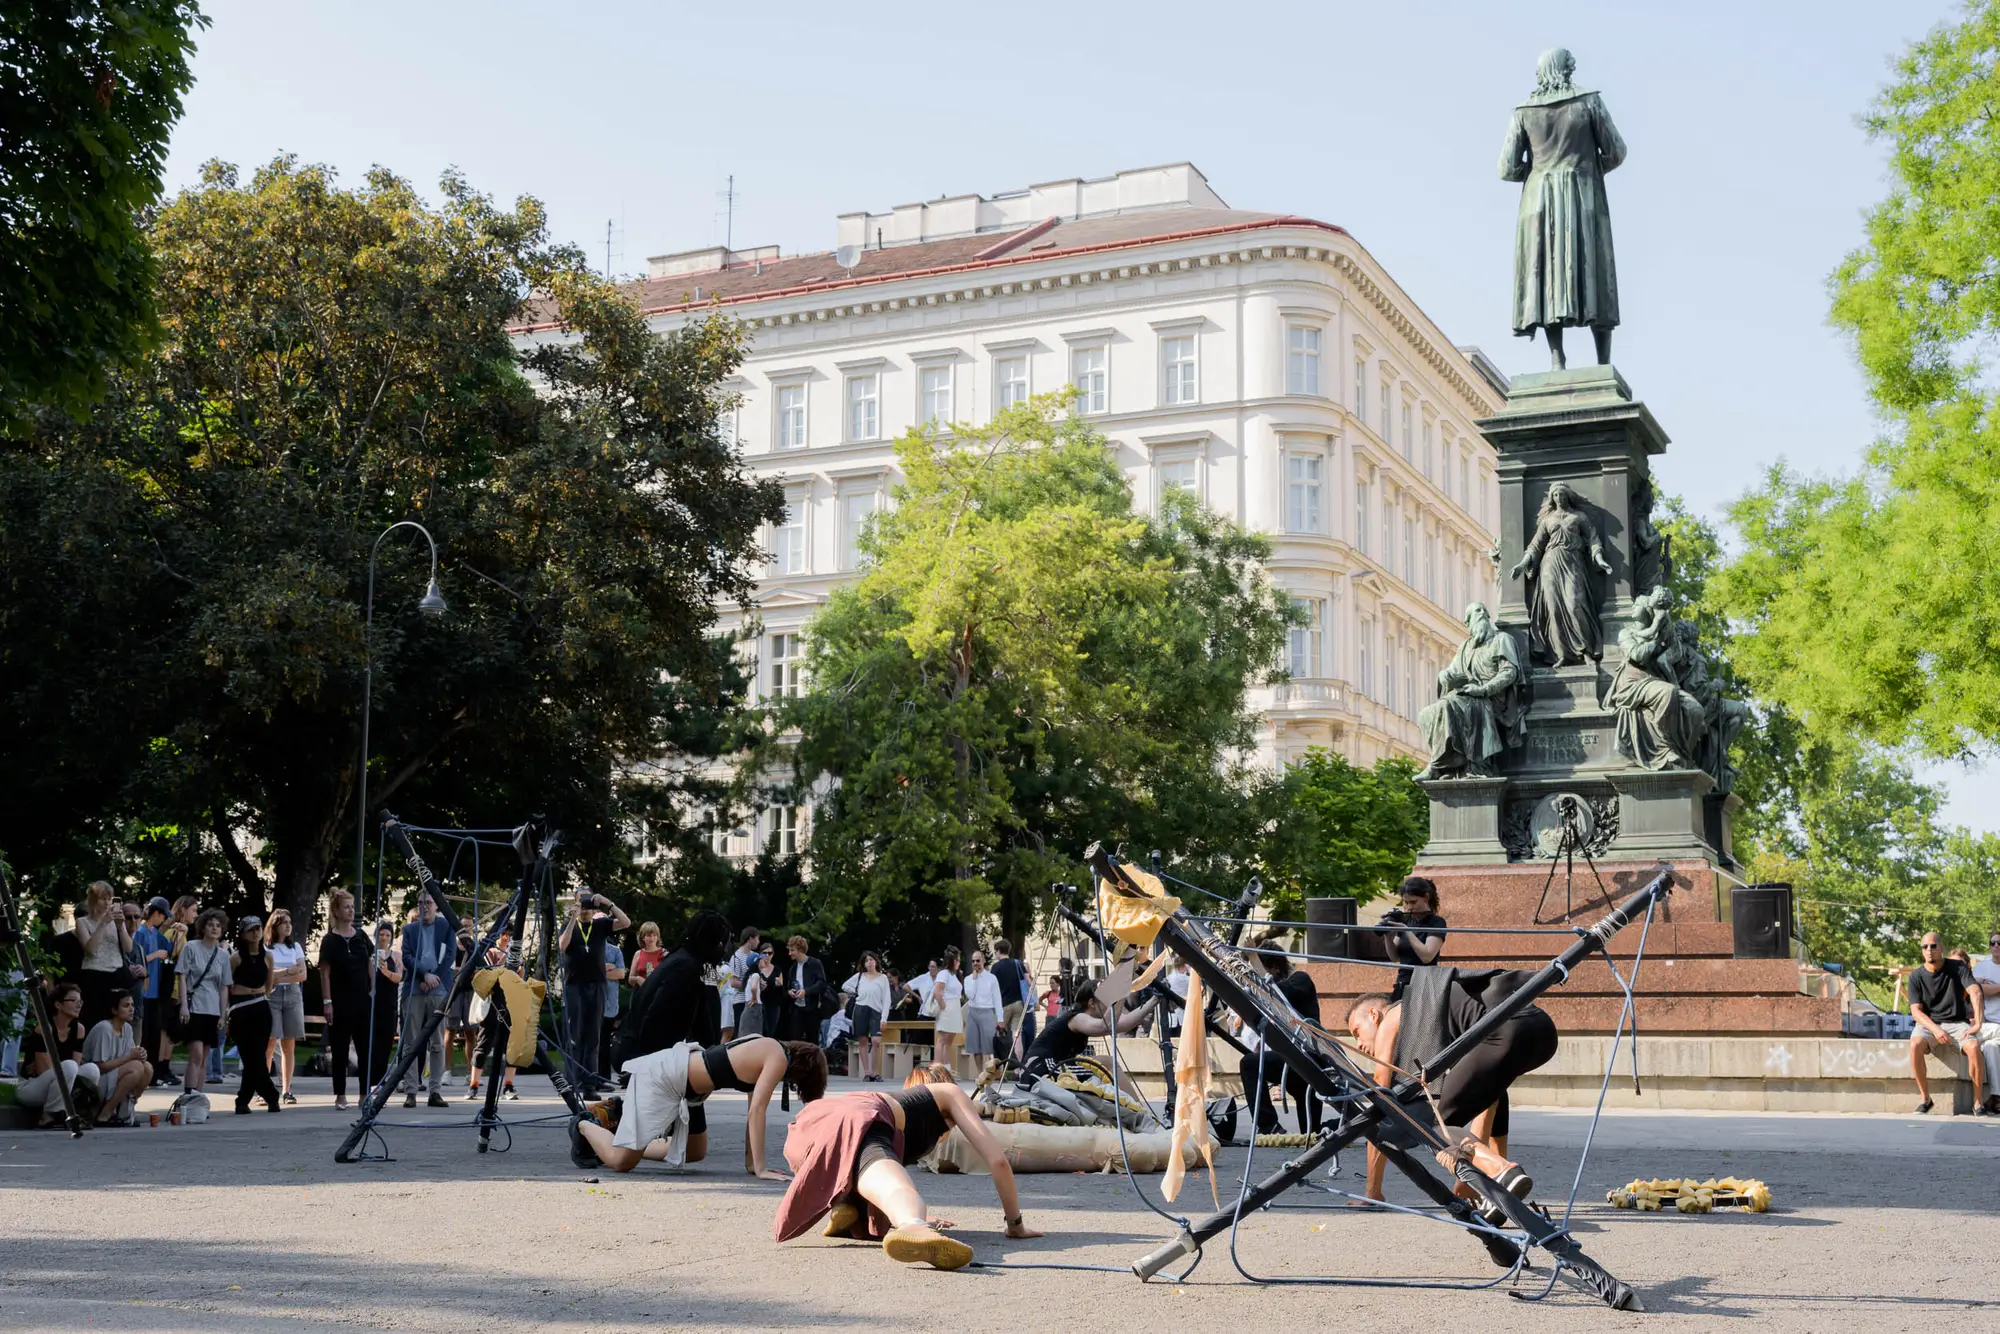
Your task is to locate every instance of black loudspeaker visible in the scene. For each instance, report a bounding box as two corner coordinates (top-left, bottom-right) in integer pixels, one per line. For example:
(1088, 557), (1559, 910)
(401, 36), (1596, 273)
(1305, 897), (1357, 961)
(1730, 883), (1793, 959)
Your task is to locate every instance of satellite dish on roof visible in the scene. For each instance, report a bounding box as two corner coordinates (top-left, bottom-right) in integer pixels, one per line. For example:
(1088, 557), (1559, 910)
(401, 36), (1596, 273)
(835, 243), (861, 275)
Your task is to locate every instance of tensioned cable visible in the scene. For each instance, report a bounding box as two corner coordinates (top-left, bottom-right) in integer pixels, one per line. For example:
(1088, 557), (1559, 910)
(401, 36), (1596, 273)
(1189, 914), (1595, 937)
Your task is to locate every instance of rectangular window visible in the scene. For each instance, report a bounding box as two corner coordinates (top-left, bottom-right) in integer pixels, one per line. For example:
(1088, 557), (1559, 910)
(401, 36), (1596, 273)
(1160, 335), (1198, 406)
(996, 355), (1029, 410)
(1354, 358), (1367, 417)
(770, 498), (805, 576)
(1286, 325), (1321, 396)
(1288, 596), (1325, 679)
(1071, 345), (1108, 415)
(1422, 419), (1435, 480)
(920, 365), (953, 425)
(1359, 618), (1374, 699)
(1285, 454), (1323, 533)
(1381, 495), (1394, 574)
(1384, 635), (1397, 715)
(1400, 402), (1413, 459)
(776, 383), (807, 450)
(840, 490), (878, 571)
(1402, 512), (1415, 585)
(1379, 375), (1392, 441)
(1460, 457), (1471, 513)
(1425, 533), (1438, 602)
(1355, 479), (1371, 557)
(1158, 458), (1198, 499)
(1404, 649), (1416, 720)
(767, 632), (800, 699)
(767, 805), (799, 857)
(846, 374), (879, 442)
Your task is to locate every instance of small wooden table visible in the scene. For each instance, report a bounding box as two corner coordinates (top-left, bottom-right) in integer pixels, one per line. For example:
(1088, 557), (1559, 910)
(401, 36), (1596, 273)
(879, 1017), (935, 1047)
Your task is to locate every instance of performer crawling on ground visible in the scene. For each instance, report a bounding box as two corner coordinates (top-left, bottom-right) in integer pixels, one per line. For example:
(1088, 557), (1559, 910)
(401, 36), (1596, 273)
(608, 909), (730, 1157)
(774, 1065), (1041, 1270)
(1018, 977), (1161, 1082)
(1344, 967), (1558, 1218)
(570, 1034), (826, 1176)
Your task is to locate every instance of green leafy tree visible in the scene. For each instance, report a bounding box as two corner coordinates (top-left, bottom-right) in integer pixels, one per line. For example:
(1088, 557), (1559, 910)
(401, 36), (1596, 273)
(3, 158), (782, 927)
(767, 396), (1293, 944)
(0, 1), (206, 426)
(1727, 3), (2000, 756)
(1662, 493), (2000, 984)
(1255, 750), (1428, 923)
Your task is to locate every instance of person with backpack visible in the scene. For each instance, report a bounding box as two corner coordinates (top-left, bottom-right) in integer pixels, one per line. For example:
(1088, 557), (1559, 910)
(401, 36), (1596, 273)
(782, 936), (832, 1045)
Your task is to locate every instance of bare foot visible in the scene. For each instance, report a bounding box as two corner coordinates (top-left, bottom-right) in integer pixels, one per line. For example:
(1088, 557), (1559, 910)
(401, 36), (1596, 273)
(1344, 1197), (1381, 1209)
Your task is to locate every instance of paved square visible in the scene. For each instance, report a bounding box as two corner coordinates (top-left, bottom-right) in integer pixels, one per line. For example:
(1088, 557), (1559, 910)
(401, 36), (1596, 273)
(3, 1075), (1995, 1331)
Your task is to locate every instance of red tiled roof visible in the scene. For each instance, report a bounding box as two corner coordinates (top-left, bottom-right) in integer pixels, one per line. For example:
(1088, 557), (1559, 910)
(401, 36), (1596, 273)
(512, 207), (1341, 332)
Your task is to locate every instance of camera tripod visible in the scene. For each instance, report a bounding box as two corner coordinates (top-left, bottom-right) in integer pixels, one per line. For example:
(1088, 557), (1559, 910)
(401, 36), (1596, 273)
(334, 811), (591, 1163)
(0, 859), (86, 1136)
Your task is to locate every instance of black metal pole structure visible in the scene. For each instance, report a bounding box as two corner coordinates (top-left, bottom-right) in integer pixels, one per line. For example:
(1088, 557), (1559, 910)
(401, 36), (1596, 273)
(1091, 845), (1670, 1310)
(335, 813), (586, 1163)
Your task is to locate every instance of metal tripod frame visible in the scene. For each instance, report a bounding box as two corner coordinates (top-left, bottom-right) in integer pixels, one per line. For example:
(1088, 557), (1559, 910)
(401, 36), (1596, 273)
(1088, 845), (1670, 1311)
(334, 812), (587, 1163)
(0, 861), (85, 1136)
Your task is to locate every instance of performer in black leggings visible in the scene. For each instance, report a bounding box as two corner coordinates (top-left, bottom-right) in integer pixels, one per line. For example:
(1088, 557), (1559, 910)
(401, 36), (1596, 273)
(1344, 970), (1558, 1207)
(1238, 938), (1324, 1136)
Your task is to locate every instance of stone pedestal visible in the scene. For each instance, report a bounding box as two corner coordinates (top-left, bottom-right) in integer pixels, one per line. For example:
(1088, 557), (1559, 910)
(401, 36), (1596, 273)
(1381, 368), (1836, 1038)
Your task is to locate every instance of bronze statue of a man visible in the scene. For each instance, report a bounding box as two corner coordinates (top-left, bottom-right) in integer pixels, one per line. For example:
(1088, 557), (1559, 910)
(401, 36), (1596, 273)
(1500, 47), (1627, 370)
(1416, 602), (1531, 781)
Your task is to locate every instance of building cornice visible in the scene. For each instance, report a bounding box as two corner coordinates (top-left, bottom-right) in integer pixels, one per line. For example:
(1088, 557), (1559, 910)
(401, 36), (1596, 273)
(516, 219), (1498, 419)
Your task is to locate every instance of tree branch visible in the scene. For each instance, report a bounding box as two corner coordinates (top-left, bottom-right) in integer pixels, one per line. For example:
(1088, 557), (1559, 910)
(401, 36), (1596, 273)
(211, 813), (272, 903)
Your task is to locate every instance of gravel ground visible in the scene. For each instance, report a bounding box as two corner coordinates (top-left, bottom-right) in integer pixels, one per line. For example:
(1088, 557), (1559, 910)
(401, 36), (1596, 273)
(3, 1075), (1996, 1332)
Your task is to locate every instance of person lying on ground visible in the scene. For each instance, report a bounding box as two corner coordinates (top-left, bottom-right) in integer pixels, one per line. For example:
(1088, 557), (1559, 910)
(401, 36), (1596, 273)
(773, 1072), (1041, 1270)
(570, 1035), (826, 1175)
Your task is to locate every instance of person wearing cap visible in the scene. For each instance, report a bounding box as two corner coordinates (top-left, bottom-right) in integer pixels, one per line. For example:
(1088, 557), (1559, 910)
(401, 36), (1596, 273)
(134, 898), (174, 1082)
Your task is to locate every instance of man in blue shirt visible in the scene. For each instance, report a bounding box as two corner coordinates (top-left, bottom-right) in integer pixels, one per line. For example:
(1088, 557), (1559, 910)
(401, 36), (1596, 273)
(134, 898), (174, 1083)
(600, 941), (627, 1081)
(398, 885), (460, 1108)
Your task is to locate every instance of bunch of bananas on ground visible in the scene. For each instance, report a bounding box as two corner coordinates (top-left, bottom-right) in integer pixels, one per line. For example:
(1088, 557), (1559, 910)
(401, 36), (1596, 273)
(1606, 1175), (1771, 1214)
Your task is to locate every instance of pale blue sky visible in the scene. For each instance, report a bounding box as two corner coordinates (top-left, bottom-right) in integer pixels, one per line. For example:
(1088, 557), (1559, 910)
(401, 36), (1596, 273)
(161, 0), (1996, 828)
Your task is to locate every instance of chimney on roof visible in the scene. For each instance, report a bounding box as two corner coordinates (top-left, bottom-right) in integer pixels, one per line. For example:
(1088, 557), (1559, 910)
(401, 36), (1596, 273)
(647, 243), (780, 280)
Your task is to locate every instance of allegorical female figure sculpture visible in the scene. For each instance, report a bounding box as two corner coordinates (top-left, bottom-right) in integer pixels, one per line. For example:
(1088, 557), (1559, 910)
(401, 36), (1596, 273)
(1416, 603), (1531, 780)
(1607, 589), (1707, 771)
(1509, 481), (1611, 665)
(1500, 47), (1627, 370)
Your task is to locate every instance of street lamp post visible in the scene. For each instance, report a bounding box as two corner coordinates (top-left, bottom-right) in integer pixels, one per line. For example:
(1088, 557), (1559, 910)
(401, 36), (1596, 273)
(354, 521), (448, 906)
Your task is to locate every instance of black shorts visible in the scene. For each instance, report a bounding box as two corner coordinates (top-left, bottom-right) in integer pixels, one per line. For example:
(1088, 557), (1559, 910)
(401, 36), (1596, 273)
(688, 1104), (706, 1136)
(183, 1013), (220, 1046)
(855, 1123), (898, 1174)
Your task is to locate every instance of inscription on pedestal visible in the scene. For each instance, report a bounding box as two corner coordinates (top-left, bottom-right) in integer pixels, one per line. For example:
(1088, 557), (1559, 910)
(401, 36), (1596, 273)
(1528, 729), (1602, 766)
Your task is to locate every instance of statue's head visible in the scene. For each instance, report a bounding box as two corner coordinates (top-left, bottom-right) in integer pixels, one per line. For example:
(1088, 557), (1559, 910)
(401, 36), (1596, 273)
(1545, 481), (1577, 512)
(1674, 619), (1699, 646)
(1535, 47), (1577, 95)
(1464, 602), (1493, 641)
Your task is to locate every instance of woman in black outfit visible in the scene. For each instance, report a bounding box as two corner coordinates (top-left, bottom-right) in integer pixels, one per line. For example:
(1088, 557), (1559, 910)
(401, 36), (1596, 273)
(228, 917), (282, 1114)
(1018, 978), (1161, 1082)
(368, 922), (403, 1094)
(1237, 936), (1325, 1136)
(1382, 876), (1447, 1001)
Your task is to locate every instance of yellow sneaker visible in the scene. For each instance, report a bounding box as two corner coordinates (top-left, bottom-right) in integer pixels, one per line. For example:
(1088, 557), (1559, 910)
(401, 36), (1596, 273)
(822, 1202), (862, 1237)
(882, 1224), (973, 1270)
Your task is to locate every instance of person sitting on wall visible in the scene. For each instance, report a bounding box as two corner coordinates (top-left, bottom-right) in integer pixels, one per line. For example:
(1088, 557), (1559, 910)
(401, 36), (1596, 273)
(1908, 932), (1990, 1116)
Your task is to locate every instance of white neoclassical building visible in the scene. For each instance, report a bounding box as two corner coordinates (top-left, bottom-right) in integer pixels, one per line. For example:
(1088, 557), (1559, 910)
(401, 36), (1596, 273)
(521, 163), (1508, 856)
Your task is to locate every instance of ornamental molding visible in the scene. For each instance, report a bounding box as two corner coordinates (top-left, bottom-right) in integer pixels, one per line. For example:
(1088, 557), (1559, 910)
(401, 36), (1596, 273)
(622, 233), (1497, 422)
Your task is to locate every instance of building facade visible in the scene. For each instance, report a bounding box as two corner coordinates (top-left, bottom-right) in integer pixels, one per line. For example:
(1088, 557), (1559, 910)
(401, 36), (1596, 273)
(519, 164), (1507, 857)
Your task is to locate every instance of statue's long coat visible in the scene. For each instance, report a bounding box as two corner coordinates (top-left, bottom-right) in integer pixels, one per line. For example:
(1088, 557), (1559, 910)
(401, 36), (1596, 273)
(1501, 90), (1626, 334)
